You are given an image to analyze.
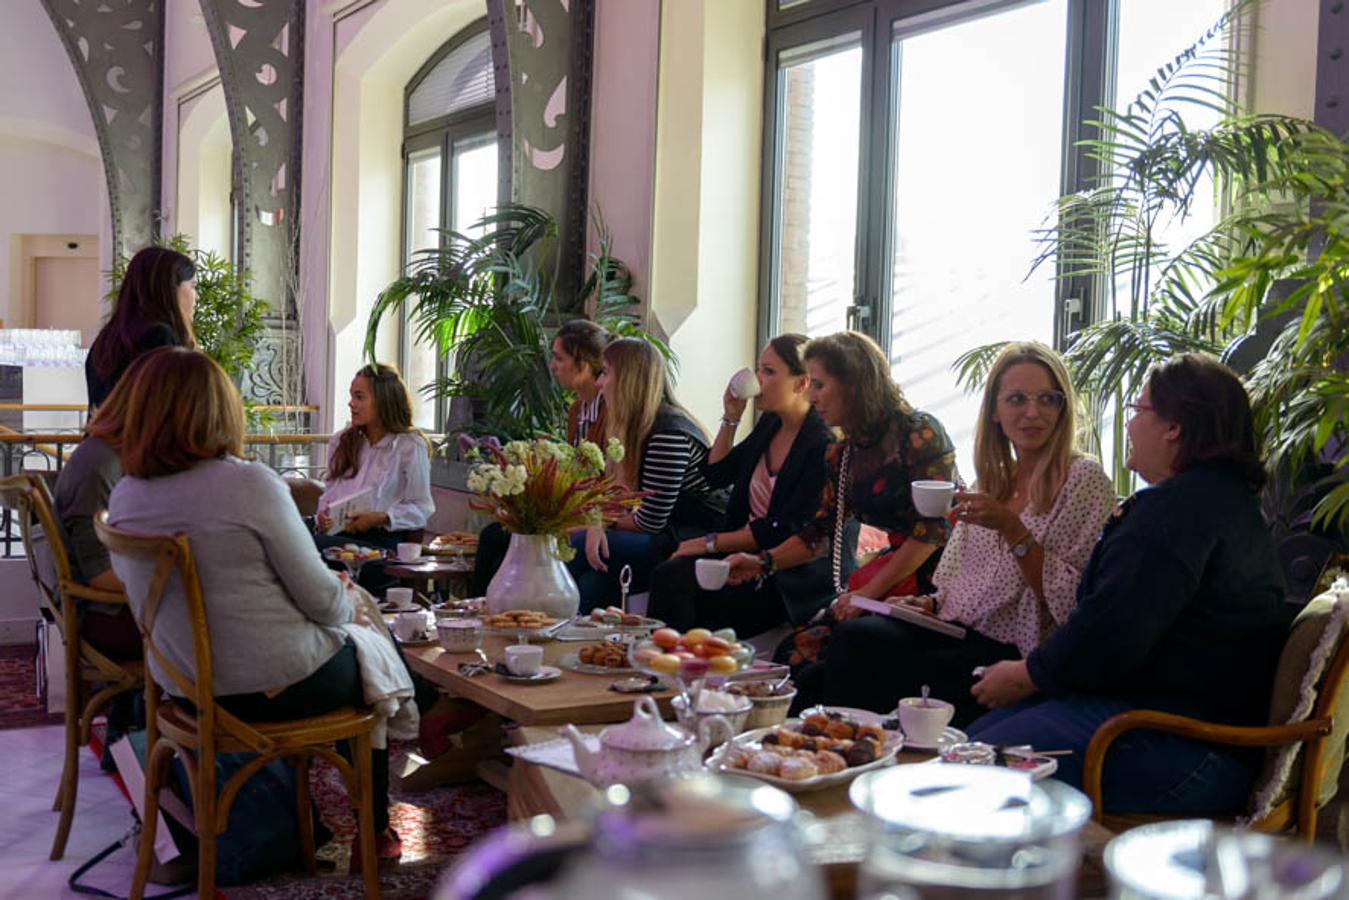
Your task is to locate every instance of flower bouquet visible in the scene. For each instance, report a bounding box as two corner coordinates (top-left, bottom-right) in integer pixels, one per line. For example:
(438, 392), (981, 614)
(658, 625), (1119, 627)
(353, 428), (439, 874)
(462, 435), (642, 618)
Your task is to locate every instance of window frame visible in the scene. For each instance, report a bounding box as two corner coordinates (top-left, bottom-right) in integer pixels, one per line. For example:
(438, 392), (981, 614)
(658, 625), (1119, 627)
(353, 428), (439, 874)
(399, 17), (501, 433)
(757, 0), (1127, 355)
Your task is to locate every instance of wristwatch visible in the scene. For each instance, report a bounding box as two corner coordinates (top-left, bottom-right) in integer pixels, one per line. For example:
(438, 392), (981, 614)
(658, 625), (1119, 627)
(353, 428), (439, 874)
(704, 532), (718, 555)
(1010, 531), (1034, 559)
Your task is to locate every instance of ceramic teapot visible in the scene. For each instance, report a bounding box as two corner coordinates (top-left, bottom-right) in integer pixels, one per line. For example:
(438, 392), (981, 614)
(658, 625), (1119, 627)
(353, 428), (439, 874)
(562, 695), (731, 787)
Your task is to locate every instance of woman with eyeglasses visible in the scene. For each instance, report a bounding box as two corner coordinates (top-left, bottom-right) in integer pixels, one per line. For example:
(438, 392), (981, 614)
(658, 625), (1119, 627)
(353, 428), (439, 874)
(817, 342), (1115, 725)
(966, 354), (1289, 814)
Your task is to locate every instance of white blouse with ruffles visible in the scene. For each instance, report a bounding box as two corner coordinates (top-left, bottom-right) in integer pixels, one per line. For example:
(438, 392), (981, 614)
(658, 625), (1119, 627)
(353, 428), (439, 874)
(319, 430), (434, 532)
(932, 455), (1116, 656)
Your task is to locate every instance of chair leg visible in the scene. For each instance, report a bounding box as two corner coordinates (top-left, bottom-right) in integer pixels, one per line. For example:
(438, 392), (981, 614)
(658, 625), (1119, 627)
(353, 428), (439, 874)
(49, 686), (82, 859)
(295, 757), (317, 874)
(354, 733), (379, 900)
(131, 742), (172, 900)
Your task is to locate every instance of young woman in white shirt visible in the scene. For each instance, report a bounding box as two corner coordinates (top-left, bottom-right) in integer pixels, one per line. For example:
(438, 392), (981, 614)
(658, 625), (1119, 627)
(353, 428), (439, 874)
(316, 363), (434, 565)
(817, 341), (1116, 725)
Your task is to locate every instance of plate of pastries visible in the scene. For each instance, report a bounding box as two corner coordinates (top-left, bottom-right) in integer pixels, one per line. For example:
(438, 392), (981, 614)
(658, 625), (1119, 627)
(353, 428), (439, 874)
(706, 708), (904, 792)
(481, 608), (560, 638)
(426, 530), (479, 556)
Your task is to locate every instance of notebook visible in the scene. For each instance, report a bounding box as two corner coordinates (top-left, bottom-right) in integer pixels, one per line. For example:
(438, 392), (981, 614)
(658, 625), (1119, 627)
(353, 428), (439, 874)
(848, 596), (967, 639)
(323, 488), (372, 535)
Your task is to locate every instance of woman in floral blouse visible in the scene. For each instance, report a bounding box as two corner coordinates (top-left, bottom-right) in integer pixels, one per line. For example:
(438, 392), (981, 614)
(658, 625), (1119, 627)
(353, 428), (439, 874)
(727, 332), (957, 703)
(821, 342), (1115, 725)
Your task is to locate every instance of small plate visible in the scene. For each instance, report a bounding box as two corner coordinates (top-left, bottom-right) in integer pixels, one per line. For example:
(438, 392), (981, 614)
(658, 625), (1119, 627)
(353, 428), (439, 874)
(926, 752), (1058, 781)
(706, 722), (903, 793)
(559, 651), (637, 675)
(395, 635), (438, 648)
(903, 726), (968, 752)
(496, 664), (563, 684)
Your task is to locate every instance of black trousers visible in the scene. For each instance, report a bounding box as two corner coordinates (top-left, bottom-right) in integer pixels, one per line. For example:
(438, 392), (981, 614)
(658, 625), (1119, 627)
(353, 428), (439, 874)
(216, 640), (391, 832)
(646, 554), (789, 638)
(811, 614), (1021, 728)
(469, 522), (510, 598)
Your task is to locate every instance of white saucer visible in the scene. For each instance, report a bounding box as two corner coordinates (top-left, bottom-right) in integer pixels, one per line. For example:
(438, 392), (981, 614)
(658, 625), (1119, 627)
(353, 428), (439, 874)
(497, 664), (563, 684)
(902, 726), (968, 751)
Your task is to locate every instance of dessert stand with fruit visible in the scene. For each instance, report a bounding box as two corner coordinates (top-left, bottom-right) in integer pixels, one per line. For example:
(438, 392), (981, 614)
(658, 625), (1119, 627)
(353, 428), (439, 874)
(322, 543), (386, 581)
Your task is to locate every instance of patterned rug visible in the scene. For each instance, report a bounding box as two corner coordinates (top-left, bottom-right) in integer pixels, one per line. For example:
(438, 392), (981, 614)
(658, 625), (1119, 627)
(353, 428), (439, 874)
(0, 643), (59, 730)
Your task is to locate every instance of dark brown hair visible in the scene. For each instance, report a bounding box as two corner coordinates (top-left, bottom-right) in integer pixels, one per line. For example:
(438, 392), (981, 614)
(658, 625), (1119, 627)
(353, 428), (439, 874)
(767, 333), (809, 375)
(803, 331), (911, 441)
(554, 319), (608, 377)
(117, 348), (244, 479)
(1147, 353), (1265, 490)
(328, 363), (428, 482)
(89, 246), (196, 382)
(83, 351), (144, 448)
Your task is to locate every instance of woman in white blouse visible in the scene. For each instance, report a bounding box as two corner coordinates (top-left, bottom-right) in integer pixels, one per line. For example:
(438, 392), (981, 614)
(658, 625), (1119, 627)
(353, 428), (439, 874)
(819, 342), (1115, 725)
(316, 363), (434, 570)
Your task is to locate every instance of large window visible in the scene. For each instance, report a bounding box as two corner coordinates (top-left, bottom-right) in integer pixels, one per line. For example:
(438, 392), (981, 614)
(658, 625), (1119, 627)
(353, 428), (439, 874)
(762, 0), (1230, 477)
(401, 22), (500, 431)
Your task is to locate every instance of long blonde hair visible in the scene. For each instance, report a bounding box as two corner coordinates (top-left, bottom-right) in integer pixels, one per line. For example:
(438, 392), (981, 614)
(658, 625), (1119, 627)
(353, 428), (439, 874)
(602, 338), (700, 486)
(973, 342), (1080, 513)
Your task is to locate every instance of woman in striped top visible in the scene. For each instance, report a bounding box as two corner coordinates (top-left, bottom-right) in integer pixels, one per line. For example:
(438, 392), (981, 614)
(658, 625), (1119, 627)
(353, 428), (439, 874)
(566, 338), (725, 612)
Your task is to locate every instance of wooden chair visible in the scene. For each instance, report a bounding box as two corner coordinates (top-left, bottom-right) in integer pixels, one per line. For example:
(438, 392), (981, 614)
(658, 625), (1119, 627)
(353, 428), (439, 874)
(1084, 591), (1349, 841)
(93, 513), (381, 900)
(0, 473), (143, 860)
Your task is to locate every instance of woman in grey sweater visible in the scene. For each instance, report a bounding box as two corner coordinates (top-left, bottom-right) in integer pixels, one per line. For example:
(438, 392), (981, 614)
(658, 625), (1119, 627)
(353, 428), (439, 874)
(105, 347), (402, 862)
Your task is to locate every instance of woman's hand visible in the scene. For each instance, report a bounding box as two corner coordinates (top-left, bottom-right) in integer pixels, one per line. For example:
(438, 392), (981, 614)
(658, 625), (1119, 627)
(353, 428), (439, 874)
(316, 510), (333, 532)
(970, 660), (1037, 708)
(894, 595), (936, 614)
(829, 592), (867, 621)
(585, 526), (609, 572)
(345, 511), (388, 534)
(722, 385), (748, 425)
(953, 490), (1021, 539)
(671, 537), (707, 559)
(726, 552), (763, 585)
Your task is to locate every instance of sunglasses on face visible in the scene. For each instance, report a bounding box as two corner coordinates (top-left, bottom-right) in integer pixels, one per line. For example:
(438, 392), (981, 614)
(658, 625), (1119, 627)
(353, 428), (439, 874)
(999, 390), (1066, 410)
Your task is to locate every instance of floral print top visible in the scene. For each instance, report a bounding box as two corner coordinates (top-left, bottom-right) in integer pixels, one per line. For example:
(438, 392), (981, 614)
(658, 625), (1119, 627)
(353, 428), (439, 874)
(798, 409), (957, 552)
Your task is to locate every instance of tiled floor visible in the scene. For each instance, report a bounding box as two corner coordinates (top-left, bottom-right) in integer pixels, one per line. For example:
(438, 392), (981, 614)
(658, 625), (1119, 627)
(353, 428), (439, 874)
(0, 725), (194, 899)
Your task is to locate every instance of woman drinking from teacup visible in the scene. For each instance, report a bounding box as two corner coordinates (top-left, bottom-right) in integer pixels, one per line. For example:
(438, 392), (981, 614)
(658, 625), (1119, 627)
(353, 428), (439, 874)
(315, 363), (433, 586)
(646, 334), (837, 636)
(967, 354), (1290, 813)
(567, 337), (725, 612)
(725, 332), (957, 701)
(820, 342), (1115, 726)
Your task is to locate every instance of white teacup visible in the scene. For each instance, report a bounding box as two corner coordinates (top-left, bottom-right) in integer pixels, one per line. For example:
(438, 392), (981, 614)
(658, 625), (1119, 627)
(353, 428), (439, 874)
(396, 541), (423, 563)
(896, 696), (955, 746)
(912, 480), (957, 518)
(436, 617), (483, 653)
(728, 367), (762, 400)
(393, 609), (433, 642)
(695, 558), (731, 591)
(385, 586), (416, 610)
(504, 643), (544, 676)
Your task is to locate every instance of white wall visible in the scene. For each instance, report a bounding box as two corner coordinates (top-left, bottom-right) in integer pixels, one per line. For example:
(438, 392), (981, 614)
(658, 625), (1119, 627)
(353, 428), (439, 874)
(1251, 0), (1318, 118)
(0, 2), (105, 330)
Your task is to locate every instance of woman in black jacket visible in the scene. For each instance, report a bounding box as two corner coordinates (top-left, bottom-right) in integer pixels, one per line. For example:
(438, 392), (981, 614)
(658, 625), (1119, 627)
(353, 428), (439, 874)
(647, 335), (841, 636)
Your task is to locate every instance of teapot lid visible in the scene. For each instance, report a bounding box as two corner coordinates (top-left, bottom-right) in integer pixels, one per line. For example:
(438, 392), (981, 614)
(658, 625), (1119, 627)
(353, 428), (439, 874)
(601, 696), (693, 751)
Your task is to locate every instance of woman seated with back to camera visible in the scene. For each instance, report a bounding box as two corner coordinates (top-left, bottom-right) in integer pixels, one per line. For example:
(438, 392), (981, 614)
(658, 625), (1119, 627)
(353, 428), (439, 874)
(647, 334), (836, 637)
(967, 353), (1291, 813)
(105, 347), (404, 860)
(820, 342), (1115, 726)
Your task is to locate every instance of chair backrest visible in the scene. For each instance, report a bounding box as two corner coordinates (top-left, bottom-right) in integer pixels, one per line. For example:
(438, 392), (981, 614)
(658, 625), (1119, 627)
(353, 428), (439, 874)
(93, 511), (275, 754)
(1251, 589), (1349, 822)
(284, 476), (325, 518)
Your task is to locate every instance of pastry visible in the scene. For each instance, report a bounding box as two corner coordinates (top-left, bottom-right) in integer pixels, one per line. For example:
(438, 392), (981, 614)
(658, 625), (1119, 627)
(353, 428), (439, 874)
(823, 719), (857, 740)
(845, 740), (877, 767)
(778, 757), (819, 781)
(747, 751), (781, 775)
(813, 750), (847, 775)
(857, 724), (886, 744)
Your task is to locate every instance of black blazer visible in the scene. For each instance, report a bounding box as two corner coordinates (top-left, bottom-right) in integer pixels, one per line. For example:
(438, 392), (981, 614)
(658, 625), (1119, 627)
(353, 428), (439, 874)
(702, 407), (855, 624)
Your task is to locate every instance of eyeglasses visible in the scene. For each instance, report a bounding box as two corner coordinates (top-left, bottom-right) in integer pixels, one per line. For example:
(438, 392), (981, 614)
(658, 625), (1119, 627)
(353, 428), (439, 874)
(999, 390), (1066, 410)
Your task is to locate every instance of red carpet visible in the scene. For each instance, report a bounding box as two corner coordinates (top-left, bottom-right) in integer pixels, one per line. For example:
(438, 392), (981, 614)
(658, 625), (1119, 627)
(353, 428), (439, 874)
(0, 644), (60, 730)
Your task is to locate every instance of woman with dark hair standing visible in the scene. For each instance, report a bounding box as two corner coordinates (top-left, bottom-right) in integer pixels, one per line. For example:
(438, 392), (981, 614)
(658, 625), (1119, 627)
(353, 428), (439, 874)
(646, 334), (837, 636)
(968, 353), (1290, 814)
(316, 363), (434, 557)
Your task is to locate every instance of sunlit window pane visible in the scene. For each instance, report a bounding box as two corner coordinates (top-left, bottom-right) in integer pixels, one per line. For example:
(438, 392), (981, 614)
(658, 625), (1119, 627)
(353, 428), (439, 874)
(405, 147), (443, 430)
(887, 1), (1066, 481)
(774, 36), (862, 339)
(452, 135), (498, 235)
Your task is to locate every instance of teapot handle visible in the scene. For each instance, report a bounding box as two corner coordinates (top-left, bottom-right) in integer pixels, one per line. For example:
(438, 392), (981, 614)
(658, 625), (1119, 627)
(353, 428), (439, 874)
(697, 714), (734, 752)
(634, 695), (661, 722)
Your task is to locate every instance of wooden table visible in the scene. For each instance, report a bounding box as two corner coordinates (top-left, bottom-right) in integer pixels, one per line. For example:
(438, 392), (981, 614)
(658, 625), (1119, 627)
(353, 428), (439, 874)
(403, 634), (676, 726)
(505, 724), (1114, 898)
(385, 556), (474, 600)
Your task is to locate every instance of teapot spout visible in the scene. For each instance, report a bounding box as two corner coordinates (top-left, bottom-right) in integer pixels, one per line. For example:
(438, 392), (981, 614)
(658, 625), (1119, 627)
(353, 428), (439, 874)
(560, 724), (598, 781)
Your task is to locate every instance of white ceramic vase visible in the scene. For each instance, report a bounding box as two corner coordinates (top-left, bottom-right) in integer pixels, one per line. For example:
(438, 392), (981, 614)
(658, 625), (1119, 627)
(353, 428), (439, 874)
(485, 532), (580, 619)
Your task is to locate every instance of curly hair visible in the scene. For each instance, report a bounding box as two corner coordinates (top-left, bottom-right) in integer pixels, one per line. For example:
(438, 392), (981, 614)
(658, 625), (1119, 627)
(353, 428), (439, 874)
(802, 331), (910, 441)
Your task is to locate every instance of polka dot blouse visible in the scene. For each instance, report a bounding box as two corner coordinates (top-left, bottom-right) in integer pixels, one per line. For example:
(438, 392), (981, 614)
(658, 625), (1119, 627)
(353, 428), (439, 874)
(932, 456), (1116, 656)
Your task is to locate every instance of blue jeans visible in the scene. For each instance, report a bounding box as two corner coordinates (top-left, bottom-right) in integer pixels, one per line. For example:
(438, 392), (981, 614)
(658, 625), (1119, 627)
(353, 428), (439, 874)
(968, 695), (1261, 814)
(566, 529), (658, 613)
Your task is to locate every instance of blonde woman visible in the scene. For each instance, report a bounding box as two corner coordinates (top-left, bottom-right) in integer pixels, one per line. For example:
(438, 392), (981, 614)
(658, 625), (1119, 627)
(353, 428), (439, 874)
(821, 342), (1115, 724)
(567, 338), (724, 612)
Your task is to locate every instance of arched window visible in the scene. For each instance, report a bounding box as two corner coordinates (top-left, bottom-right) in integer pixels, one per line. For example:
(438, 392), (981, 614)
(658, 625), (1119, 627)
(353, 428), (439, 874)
(401, 19), (501, 430)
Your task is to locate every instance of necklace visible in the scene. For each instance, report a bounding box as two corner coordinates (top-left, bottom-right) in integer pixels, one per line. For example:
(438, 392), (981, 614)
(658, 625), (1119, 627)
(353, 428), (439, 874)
(830, 443), (853, 594)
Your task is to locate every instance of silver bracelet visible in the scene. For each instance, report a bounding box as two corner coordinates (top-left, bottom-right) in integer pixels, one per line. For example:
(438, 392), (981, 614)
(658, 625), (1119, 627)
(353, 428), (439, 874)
(720, 417), (741, 429)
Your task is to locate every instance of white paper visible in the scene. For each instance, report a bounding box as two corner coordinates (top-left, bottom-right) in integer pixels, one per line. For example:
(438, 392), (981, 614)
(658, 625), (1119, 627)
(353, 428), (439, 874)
(849, 596), (967, 639)
(323, 488), (372, 535)
(109, 736), (194, 863)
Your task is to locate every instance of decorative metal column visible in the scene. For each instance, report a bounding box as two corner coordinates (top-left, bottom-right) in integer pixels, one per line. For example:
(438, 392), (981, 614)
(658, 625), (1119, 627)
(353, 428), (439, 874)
(1316, 0), (1349, 136)
(492, 0), (595, 309)
(198, 0), (305, 405)
(40, 0), (164, 261)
